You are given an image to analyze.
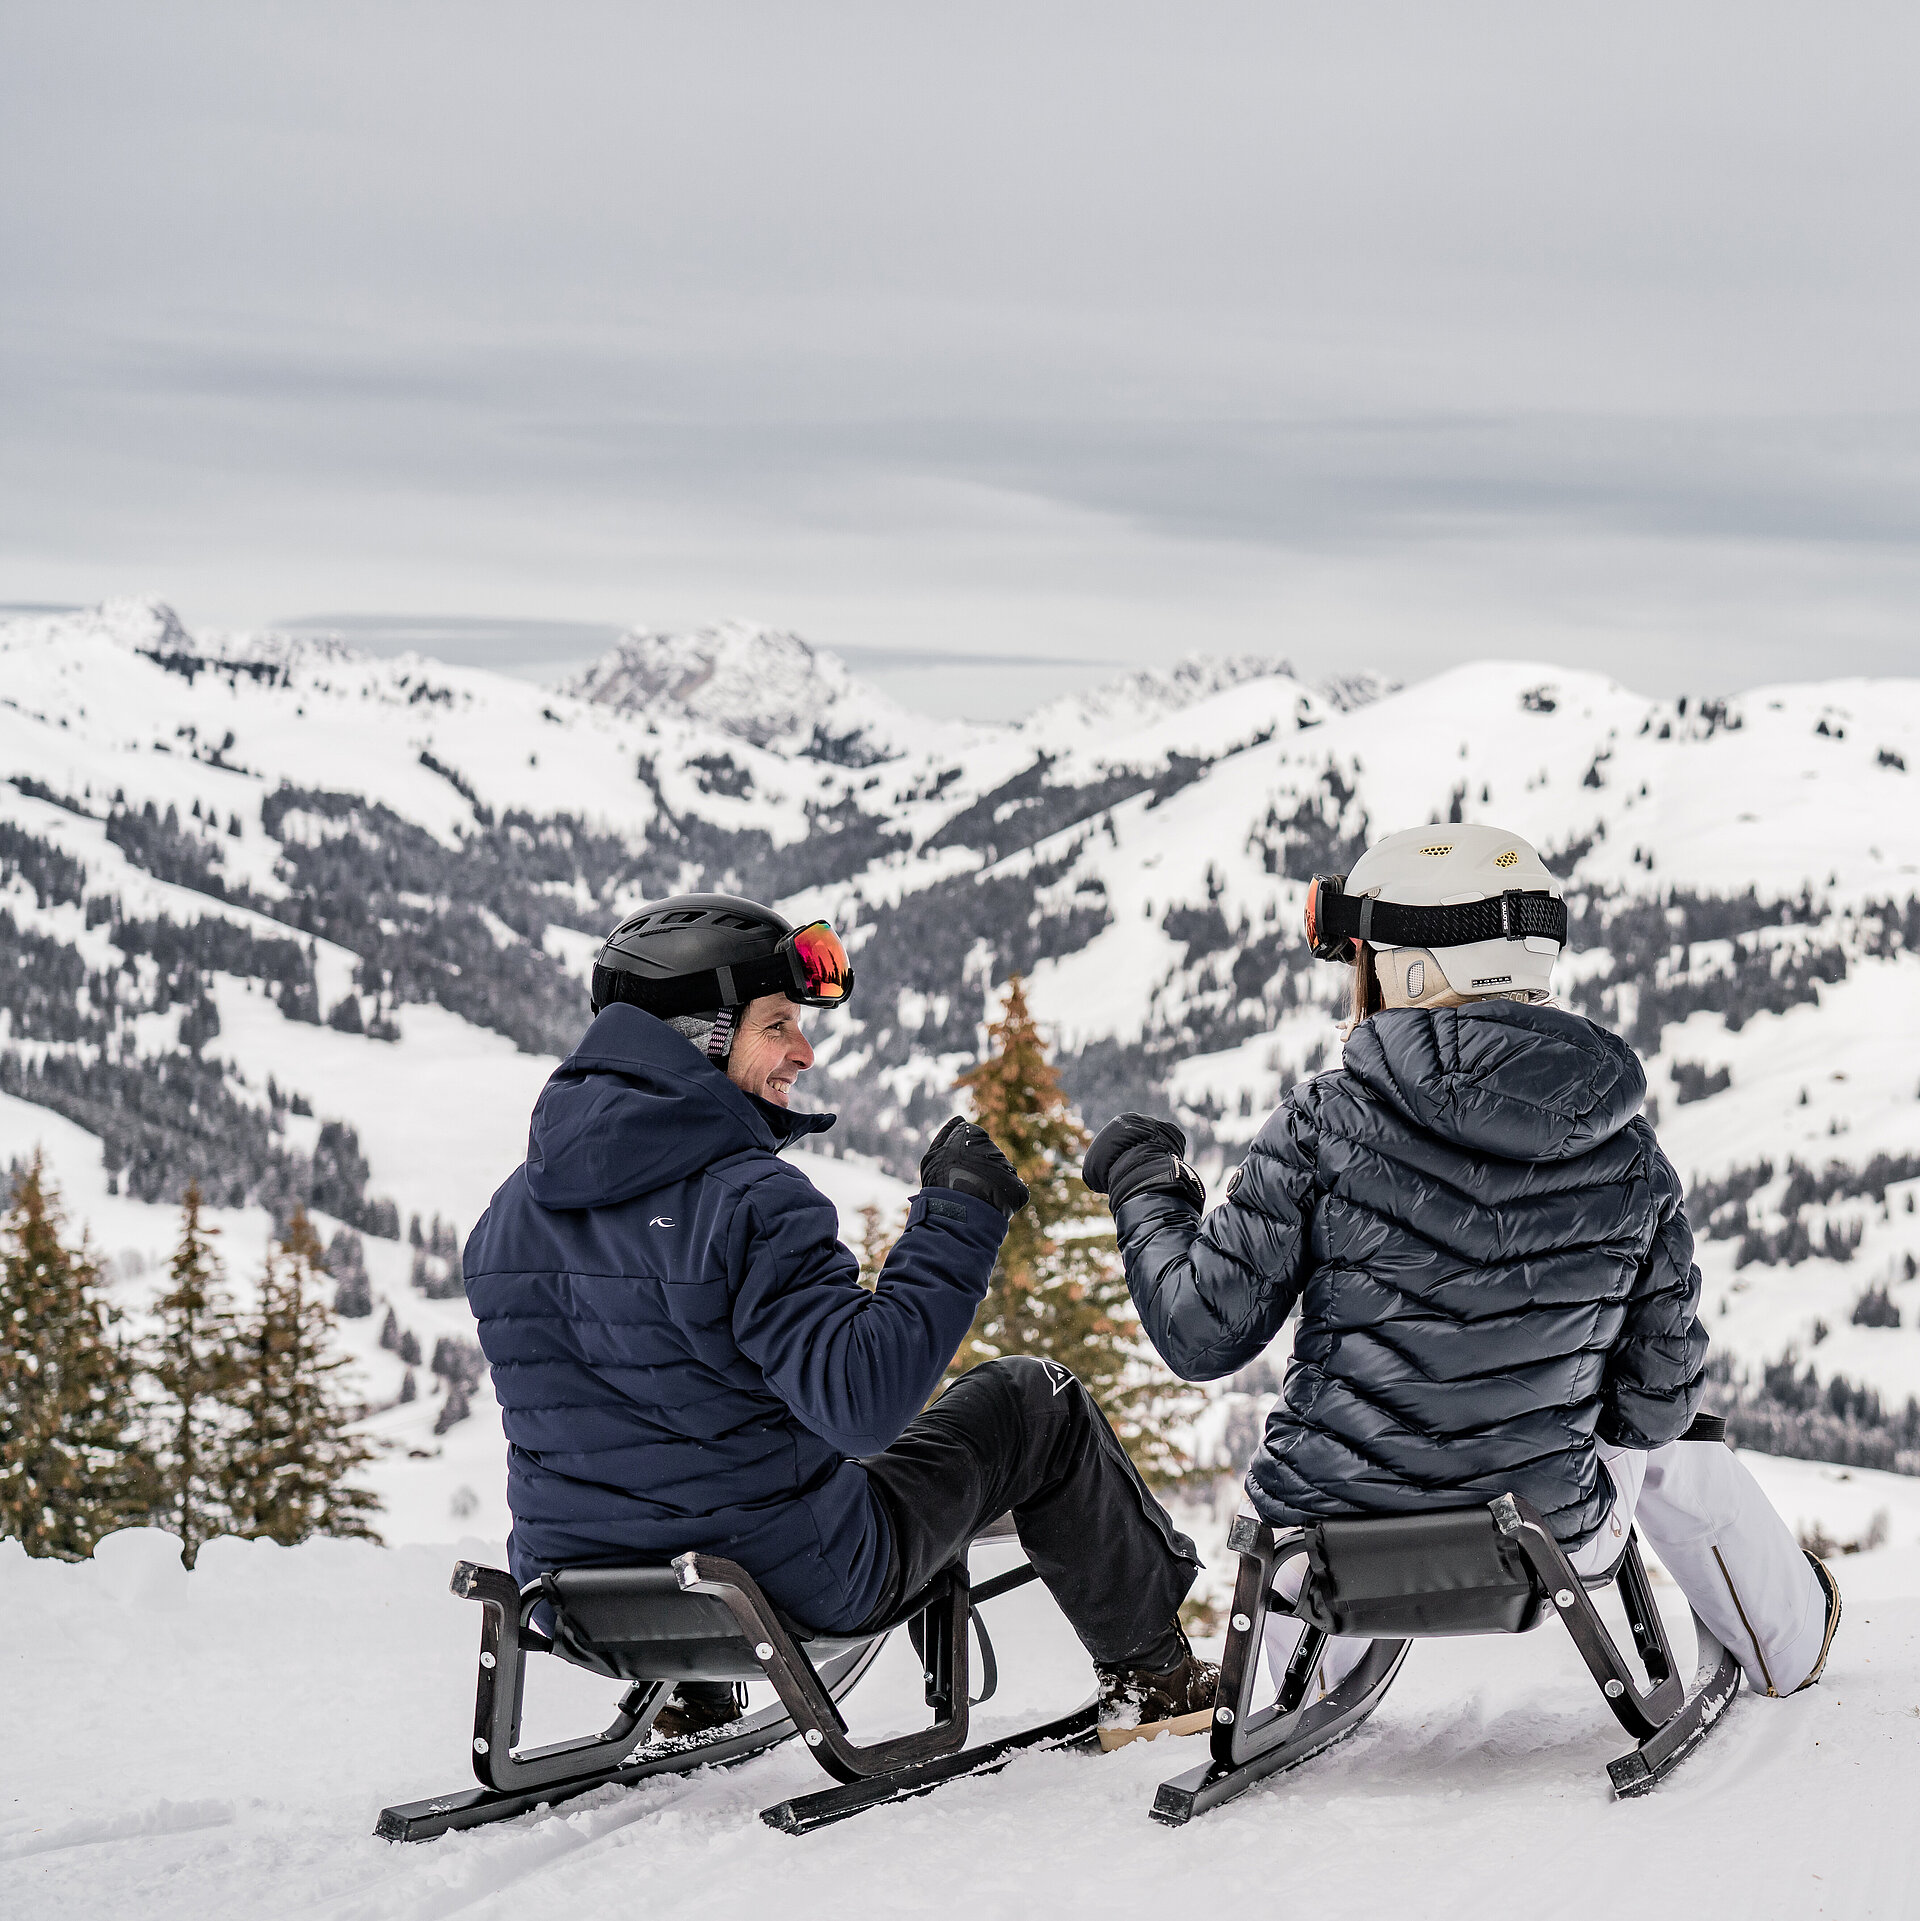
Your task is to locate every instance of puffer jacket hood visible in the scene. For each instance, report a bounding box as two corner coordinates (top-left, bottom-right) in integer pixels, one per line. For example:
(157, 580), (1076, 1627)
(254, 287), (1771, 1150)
(523, 1004), (829, 1209)
(1113, 1000), (1707, 1551)
(1342, 1001), (1646, 1163)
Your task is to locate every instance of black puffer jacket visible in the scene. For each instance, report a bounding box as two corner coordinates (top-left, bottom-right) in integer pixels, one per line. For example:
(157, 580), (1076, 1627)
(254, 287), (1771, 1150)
(1115, 1002), (1707, 1549)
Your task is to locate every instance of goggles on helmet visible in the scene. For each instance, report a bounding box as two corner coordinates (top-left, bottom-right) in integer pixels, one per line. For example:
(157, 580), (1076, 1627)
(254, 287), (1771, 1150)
(1303, 872), (1566, 962)
(1304, 874), (1356, 962)
(780, 920), (853, 1005)
(640, 917), (852, 1014)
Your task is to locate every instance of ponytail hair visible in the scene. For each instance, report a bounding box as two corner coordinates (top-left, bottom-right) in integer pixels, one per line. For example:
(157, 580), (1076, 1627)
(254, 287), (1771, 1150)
(1351, 941), (1385, 1025)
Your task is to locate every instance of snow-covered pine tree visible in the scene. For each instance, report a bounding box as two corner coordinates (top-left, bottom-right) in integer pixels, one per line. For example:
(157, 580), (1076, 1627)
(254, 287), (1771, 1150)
(230, 1209), (382, 1547)
(0, 1154), (152, 1557)
(146, 1182), (244, 1566)
(944, 977), (1196, 1484)
(327, 1227), (371, 1319)
(410, 1214), (465, 1299)
(433, 1376), (471, 1436)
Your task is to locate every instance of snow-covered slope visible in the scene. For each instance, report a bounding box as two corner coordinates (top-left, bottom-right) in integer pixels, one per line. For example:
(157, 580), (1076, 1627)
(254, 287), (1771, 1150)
(1022, 654), (1399, 752)
(1, 598), (1918, 1541)
(1024, 654), (1298, 742)
(7, 1455), (1917, 1921)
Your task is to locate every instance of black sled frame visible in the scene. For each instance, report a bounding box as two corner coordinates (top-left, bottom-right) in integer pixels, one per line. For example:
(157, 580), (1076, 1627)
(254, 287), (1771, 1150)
(377, 1541), (1095, 1843)
(1155, 1483), (1743, 1825)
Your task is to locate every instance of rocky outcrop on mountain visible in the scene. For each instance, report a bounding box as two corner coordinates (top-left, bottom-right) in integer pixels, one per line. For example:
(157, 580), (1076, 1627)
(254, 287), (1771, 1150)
(1024, 656), (1295, 740)
(566, 621), (930, 764)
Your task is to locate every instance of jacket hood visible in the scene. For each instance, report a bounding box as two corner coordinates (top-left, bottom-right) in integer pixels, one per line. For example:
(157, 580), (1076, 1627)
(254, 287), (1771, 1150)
(1341, 1001), (1645, 1163)
(524, 1003), (834, 1209)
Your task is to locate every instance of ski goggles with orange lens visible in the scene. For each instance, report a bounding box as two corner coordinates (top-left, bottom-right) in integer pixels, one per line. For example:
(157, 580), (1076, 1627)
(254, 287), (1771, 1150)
(781, 920), (853, 1005)
(1304, 873), (1358, 962)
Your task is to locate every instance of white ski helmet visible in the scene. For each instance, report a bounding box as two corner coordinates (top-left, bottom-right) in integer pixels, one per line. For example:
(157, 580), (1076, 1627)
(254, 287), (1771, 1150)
(1304, 823), (1566, 1001)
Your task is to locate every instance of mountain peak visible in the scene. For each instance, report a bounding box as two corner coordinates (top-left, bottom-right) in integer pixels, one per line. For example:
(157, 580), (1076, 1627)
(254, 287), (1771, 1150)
(565, 621), (907, 761)
(1317, 669), (1399, 714)
(1024, 654), (1300, 741)
(0, 595), (194, 657)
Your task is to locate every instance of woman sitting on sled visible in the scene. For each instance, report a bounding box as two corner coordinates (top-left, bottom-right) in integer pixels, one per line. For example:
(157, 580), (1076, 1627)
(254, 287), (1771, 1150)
(1085, 823), (1839, 1708)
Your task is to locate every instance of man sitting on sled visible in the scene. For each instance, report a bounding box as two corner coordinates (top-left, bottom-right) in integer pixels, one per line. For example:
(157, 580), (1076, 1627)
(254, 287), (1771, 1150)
(465, 893), (1218, 1751)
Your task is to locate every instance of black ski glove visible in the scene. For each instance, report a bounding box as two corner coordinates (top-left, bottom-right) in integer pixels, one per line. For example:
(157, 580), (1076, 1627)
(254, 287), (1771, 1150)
(1082, 1113), (1204, 1211)
(919, 1116), (1030, 1220)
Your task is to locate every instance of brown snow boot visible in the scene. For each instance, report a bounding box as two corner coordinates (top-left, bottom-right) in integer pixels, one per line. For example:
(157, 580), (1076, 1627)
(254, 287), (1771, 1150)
(1095, 1640), (1220, 1751)
(651, 1681), (747, 1741)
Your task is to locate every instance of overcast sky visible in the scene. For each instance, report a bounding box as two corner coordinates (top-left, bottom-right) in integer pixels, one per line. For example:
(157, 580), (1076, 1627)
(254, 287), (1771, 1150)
(3, 3), (1917, 716)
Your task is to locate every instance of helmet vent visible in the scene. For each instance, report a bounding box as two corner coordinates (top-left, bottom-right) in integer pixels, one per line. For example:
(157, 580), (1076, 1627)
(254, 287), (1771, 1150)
(1419, 843), (1453, 857)
(1494, 850), (1519, 868)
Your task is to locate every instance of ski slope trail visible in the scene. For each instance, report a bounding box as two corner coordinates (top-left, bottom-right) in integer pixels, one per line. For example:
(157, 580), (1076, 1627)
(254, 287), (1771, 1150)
(6, 1457), (1917, 1921)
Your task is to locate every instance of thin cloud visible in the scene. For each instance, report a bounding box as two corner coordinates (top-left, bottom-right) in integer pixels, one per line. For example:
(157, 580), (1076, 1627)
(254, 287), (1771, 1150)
(3, 3), (1918, 708)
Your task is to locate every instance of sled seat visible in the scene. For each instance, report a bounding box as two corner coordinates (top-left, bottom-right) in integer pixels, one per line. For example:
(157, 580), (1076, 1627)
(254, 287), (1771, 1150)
(1288, 1505), (1559, 1640)
(1155, 1420), (1744, 1826)
(535, 1511), (1026, 1688)
(539, 1562), (901, 1684)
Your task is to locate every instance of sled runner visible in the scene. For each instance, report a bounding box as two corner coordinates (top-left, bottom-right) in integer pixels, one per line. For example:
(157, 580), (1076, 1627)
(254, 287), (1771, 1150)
(1154, 1450), (1743, 1825)
(377, 1530), (1095, 1842)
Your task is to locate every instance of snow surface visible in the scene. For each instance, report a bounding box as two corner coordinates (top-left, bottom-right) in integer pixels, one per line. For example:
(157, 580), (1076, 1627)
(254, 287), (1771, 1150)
(4, 1450), (1914, 1921)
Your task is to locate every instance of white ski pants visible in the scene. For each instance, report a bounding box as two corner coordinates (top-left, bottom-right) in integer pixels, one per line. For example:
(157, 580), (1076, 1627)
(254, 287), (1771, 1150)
(1263, 1440), (1829, 1702)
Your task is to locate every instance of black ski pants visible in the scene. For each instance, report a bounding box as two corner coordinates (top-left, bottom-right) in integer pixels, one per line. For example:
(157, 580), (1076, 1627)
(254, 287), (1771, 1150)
(857, 1355), (1200, 1670)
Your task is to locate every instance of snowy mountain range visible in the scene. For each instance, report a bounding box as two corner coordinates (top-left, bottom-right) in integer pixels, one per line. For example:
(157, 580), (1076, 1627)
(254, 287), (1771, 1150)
(2, 597), (1918, 1541)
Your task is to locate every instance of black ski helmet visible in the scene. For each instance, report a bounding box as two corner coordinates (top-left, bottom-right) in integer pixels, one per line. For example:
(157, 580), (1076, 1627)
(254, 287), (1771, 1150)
(590, 893), (855, 1022)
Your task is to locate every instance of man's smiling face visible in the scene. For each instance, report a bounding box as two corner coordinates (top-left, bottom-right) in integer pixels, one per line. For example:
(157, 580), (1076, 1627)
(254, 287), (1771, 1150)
(725, 994), (814, 1107)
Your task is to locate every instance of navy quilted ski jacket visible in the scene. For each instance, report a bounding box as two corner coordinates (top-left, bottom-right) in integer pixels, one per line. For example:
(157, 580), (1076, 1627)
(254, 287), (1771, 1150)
(464, 1004), (1007, 1631)
(1115, 1001), (1707, 1550)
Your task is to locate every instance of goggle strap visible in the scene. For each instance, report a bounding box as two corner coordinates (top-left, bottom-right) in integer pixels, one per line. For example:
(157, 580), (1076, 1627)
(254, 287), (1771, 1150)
(609, 939), (851, 1018)
(1314, 888), (1566, 955)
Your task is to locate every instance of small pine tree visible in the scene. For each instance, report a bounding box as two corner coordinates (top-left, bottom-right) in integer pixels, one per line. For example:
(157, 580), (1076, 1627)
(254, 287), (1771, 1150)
(410, 1215), (465, 1299)
(854, 1201), (905, 1292)
(0, 1155), (153, 1557)
(434, 1376), (471, 1435)
(229, 1209), (383, 1547)
(430, 1334), (484, 1388)
(327, 1228), (372, 1319)
(146, 1183), (244, 1567)
(945, 978), (1197, 1485)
